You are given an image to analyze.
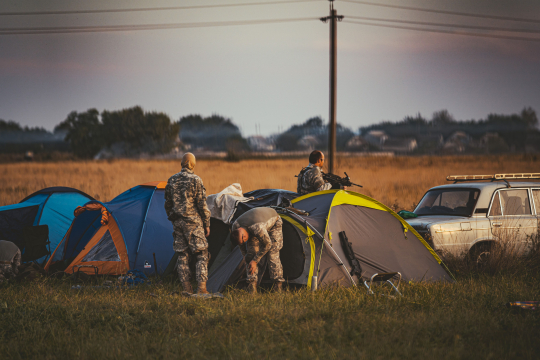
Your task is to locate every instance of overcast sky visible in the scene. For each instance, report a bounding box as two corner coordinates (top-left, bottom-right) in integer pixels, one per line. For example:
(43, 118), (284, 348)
(1, 0), (539, 136)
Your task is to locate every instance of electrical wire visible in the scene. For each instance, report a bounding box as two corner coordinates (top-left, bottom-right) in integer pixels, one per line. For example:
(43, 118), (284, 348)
(340, 0), (540, 24)
(343, 19), (540, 42)
(0, 17), (318, 35)
(347, 15), (540, 34)
(0, 0), (324, 16)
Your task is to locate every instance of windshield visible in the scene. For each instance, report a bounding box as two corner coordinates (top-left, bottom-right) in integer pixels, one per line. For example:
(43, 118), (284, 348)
(414, 188), (480, 216)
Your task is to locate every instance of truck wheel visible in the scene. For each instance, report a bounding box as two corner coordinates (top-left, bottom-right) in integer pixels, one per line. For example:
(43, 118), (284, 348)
(468, 242), (493, 266)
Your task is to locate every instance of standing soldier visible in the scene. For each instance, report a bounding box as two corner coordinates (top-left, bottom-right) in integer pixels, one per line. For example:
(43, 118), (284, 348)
(297, 150), (333, 195)
(0, 240), (21, 284)
(230, 207), (285, 294)
(165, 153), (211, 294)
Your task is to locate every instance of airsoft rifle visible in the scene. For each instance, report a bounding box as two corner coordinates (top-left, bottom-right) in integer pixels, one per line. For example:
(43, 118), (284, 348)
(322, 172), (363, 189)
(339, 231), (363, 279)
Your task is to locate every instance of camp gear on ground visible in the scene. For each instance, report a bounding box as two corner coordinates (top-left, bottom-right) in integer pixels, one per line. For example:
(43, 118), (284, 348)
(0, 187), (94, 264)
(322, 172), (362, 188)
(121, 270), (149, 286)
(397, 210), (418, 219)
(207, 189), (453, 293)
(363, 272), (402, 296)
(45, 182), (175, 275)
(0, 240), (20, 263)
(506, 301), (539, 310)
(20, 225), (50, 263)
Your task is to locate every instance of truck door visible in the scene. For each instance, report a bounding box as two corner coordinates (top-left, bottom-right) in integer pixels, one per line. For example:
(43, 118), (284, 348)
(489, 189), (536, 254)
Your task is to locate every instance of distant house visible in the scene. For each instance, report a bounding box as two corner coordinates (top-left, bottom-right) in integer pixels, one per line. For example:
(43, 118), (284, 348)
(345, 135), (369, 151)
(382, 138), (418, 153)
(297, 135), (319, 151)
(247, 136), (275, 152)
(364, 130), (388, 148)
(443, 131), (471, 153)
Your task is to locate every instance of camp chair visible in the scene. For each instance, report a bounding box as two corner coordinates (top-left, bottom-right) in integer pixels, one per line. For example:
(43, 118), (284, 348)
(21, 225), (50, 263)
(364, 272), (402, 296)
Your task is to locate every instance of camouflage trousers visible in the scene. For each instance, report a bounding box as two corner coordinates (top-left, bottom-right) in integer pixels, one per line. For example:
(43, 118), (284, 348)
(0, 250), (21, 284)
(172, 219), (209, 283)
(246, 217), (284, 284)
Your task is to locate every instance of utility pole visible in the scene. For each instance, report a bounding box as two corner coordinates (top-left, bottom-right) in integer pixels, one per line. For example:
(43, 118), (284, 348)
(321, 0), (343, 174)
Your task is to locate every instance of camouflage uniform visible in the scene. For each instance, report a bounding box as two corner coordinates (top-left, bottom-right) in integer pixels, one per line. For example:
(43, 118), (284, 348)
(0, 240), (21, 284)
(232, 210), (285, 284)
(164, 168), (211, 284)
(297, 164), (332, 195)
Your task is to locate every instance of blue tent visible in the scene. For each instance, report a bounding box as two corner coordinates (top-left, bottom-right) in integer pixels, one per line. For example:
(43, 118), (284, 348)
(0, 187), (94, 264)
(46, 182), (176, 275)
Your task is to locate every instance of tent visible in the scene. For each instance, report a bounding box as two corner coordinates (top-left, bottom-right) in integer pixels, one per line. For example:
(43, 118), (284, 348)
(0, 187), (94, 264)
(207, 189), (453, 292)
(45, 182), (176, 275)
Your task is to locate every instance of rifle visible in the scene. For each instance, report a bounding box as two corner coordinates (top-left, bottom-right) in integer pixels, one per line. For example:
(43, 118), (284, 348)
(338, 231), (363, 279)
(322, 172), (363, 188)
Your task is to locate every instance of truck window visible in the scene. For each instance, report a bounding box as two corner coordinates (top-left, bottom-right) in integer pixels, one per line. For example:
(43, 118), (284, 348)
(489, 192), (501, 216)
(499, 189), (531, 215)
(532, 189), (540, 215)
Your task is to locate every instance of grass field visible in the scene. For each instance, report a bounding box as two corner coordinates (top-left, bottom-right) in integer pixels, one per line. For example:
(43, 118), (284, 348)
(1, 155), (540, 359)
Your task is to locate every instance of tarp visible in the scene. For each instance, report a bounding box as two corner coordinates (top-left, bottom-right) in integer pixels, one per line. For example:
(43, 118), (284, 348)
(206, 183), (252, 224)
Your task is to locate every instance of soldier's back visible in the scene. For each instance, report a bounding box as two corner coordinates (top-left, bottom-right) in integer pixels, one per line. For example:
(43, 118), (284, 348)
(165, 169), (204, 223)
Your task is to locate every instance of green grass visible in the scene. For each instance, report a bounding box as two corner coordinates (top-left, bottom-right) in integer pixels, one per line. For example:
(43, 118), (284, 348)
(1, 273), (540, 360)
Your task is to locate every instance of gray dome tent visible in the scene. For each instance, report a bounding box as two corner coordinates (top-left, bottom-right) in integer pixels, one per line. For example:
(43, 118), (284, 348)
(207, 189), (453, 293)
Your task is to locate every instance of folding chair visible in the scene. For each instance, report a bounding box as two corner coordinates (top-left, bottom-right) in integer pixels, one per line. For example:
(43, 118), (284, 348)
(21, 225), (50, 263)
(364, 272), (402, 296)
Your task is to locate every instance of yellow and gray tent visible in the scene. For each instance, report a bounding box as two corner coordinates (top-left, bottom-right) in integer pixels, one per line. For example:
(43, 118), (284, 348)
(207, 189), (452, 292)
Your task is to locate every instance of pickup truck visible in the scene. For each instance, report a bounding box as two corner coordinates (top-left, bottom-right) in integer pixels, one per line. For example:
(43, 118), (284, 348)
(405, 174), (540, 261)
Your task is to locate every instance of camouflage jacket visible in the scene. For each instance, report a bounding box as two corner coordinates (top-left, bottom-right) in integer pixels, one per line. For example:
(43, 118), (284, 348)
(232, 214), (280, 264)
(296, 164), (332, 195)
(164, 168), (211, 228)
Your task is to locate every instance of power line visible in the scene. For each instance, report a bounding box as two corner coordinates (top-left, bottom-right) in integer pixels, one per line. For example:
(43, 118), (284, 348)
(0, 18), (318, 35)
(343, 19), (540, 42)
(347, 15), (540, 34)
(340, 0), (540, 24)
(0, 0), (323, 16)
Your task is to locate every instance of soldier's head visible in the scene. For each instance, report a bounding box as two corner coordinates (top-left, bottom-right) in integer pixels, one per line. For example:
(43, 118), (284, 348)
(231, 227), (249, 247)
(309, 150), (324, 167)
(181, 152), (196, 170)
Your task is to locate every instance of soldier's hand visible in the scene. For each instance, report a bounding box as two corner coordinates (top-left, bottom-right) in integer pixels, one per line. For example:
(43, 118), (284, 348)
(205, 227), (210, 237)
(249, 260), (257, 275)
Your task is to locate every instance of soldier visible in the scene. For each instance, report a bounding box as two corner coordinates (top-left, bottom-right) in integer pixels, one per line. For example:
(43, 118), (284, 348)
(231, 207), (284, 294)
(297, 150), (333, 195)
(164, 152), (212, 294)
(0, 240), (21, 284)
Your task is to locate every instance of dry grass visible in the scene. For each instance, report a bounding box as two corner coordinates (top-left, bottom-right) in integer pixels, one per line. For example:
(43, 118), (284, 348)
(1, 154), (539, 208)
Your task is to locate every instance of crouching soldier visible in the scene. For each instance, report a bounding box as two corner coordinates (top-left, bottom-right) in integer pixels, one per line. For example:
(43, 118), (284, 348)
(231, 207), (285, 293)
(0, 240), (21, 284)
(165, 153), (212, 294)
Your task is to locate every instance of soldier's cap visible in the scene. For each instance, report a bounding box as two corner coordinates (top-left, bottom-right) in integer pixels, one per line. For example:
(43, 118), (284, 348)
(182, 152), (196, 170)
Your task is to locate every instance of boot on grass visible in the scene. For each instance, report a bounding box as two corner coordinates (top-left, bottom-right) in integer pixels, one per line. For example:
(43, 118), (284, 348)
(273, 281), (283, 292)
(197, 281), (209, 294)
(182, 281), (193, 294)
(247, 281), (257, 294)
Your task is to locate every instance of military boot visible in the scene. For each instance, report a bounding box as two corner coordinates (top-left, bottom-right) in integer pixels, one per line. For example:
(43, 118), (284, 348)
(274, 281), (283, 292)
(247, 281), (257, 294)
(182, 281), (193, 294)
(197, 281), (209, 294)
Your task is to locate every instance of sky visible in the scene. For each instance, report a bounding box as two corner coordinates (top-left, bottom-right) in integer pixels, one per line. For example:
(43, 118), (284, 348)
(0, 0), (539, 136)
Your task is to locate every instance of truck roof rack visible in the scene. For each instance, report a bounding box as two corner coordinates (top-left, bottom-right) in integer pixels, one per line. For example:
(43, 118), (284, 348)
(446, 173), (540, 187)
